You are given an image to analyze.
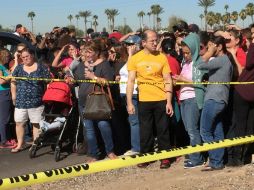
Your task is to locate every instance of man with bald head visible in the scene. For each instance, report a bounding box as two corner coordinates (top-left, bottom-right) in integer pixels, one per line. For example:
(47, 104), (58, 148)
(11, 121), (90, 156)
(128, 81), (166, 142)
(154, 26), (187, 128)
(127, 30), (174, 169)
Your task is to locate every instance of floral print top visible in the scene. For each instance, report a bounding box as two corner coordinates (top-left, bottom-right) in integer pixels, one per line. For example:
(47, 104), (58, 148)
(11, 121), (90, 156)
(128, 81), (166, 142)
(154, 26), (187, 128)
(12, 63), (50, 109)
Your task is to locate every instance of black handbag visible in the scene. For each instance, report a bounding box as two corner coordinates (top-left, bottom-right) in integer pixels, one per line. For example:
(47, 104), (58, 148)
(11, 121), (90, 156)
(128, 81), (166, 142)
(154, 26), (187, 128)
(83, 83), (115, 120)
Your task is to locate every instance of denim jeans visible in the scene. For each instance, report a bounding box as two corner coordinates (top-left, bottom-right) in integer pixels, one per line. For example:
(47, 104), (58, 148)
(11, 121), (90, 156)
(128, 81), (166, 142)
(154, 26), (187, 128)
(83, 119), (114, 158)
(121, 94), (140, 152)
(200, 99), (226, 168)
(180, 98), (204, 165)
(0, 90), (11, 143)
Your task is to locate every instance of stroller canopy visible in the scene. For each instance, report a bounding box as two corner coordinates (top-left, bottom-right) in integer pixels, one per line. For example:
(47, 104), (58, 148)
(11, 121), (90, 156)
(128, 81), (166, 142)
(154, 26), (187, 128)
(43, 82), (73, 106)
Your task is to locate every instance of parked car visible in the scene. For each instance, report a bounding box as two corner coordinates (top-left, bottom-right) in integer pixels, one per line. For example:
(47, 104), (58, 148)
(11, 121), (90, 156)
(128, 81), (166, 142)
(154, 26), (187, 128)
(0, 32), (35, 53)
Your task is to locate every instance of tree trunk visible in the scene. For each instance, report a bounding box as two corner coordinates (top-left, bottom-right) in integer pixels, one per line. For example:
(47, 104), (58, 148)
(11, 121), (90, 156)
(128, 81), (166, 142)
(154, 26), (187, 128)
(153, 15), (155, 30)
(112, 18), (115, 32)
(84, 19), (87, 35)
(31, 19), (34, 34)
(141, 16), (144, 31)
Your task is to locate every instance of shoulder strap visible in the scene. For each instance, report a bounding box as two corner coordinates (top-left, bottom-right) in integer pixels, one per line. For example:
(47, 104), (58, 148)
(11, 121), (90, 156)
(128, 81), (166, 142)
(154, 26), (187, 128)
(106, 84), (115, 110)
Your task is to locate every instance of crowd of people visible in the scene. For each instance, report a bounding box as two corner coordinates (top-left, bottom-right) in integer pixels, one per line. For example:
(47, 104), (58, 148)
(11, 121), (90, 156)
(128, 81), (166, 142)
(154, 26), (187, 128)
(0, 21), (254, 171)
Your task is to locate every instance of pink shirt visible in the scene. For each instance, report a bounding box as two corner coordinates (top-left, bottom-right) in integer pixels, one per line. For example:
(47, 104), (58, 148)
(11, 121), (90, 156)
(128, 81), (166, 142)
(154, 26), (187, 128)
(179, 61), (195, 101)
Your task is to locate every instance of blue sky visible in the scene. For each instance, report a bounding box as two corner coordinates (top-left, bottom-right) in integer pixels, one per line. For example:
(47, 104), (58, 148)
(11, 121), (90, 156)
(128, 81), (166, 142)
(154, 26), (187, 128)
(0, 0), (253, 34)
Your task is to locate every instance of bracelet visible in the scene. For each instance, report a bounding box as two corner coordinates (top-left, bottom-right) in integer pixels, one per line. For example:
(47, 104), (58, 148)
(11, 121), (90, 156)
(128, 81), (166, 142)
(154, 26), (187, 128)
(165, 90), (172, 93)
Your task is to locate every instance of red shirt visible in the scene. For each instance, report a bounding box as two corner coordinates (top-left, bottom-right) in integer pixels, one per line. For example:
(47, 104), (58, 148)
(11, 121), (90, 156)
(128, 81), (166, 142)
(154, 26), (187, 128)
(166, 55), (181, 102)
(236, 47), (246, 67)
(167, 55), (181, 75)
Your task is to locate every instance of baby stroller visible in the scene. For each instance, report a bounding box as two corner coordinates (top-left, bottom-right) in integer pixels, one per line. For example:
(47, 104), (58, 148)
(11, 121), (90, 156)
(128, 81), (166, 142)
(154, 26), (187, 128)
(29, 81), (84, 161)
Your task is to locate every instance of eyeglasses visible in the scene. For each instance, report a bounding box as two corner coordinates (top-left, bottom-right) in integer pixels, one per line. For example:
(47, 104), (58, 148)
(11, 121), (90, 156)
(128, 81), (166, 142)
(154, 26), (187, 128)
(146, 39), (158, 44)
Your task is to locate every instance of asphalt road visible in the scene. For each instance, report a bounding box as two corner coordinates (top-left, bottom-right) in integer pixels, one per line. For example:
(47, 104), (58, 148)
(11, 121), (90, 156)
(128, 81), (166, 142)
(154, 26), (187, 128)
(0, 145), (87, 179)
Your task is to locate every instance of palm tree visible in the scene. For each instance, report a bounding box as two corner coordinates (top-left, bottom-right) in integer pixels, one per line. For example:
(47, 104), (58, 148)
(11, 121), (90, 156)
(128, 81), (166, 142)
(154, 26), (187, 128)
(214, 12), (222, 26)
(107, 9), (119, 32)
(231, 11), (238, 24)
(239, 9), (247, 28)
(79, 10), (92, 35)
(224, 4), (229, 13)
(246, 3), (254, 23)
(151, 4), (164, 31)
(67, 14), (73, 25)
(75, 14), (80, 29)
(206, 11), (216, 29)
(157, 17), (162, 30)
(27, 11), (36, 33)
(137, 11), (145, 31)
(104, 9), (111, 32)
(150, 5), (157, 30)
(198, 0), (216, 31)
(93, 15), (98, 32)
(221, 13), (231, 27)
(199, 14), (204, 30)
(147, 12), (152, 28)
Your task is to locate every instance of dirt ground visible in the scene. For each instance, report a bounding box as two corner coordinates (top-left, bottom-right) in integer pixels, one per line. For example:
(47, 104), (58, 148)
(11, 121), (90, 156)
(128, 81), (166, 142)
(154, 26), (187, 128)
(18, 158), (254, 190)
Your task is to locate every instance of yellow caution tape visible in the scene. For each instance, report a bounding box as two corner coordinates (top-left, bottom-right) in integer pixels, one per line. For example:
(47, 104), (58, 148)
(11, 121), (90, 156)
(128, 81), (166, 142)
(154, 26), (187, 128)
(1, 135), (254, 189)
(1, 76), (254, 85)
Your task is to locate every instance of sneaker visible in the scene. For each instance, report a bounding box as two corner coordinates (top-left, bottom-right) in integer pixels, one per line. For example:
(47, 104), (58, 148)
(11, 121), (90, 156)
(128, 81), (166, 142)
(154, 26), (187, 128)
(5, 139), (17, 146)
(124, 150), (139, 156)
(160, 159), (171, 169)
(184, 161), (203, 169)
(0, 143), (17, 149)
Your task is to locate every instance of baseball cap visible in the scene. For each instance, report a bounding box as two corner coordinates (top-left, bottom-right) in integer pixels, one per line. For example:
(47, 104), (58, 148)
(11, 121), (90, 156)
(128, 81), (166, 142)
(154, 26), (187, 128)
(109, 31), (123, 41)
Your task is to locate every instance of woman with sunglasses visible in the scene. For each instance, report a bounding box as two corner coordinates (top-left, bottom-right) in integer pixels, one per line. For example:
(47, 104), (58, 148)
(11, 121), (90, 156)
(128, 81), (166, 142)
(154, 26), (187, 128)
(9, 43), (27, 73)
(227, 32), (254, 166)
(70, 41), (117, 162)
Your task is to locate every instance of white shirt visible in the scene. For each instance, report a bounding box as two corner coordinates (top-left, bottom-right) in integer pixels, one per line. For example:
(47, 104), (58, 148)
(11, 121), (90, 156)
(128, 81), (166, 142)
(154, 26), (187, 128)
(119, 64), (137, 94)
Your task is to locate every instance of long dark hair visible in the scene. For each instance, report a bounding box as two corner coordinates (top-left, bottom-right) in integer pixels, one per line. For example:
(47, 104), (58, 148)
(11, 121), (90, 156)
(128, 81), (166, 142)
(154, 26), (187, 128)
(161, 38), (179, 61)
(211, 35), (239, 81)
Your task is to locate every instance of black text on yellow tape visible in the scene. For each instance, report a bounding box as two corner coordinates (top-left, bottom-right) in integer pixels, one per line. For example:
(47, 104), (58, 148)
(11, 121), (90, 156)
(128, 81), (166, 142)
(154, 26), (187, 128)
(1, 135), (254, 189)
(2, 76), (254, 85)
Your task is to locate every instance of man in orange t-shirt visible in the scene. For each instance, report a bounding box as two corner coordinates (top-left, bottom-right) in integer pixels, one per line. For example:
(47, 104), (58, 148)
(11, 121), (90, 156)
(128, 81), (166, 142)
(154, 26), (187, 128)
(126, 30), (174, 169)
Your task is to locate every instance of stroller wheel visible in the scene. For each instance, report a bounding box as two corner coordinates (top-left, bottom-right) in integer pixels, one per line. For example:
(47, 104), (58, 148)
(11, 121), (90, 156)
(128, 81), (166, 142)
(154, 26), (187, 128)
(29, 145), (37, 158)
(54, 147), (61, 162)
(72, 143), (77, 153)
(77, 142), (87, 155)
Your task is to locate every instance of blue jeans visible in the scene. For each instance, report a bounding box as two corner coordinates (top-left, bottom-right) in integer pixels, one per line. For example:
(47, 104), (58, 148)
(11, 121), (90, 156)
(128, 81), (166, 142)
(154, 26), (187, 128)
(121, 94), (140, 152)
(200, 99), (226, 168)
(83, 119), (114, 158)
(181, 98), (204, 165)
(0, 90), (11, 143)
